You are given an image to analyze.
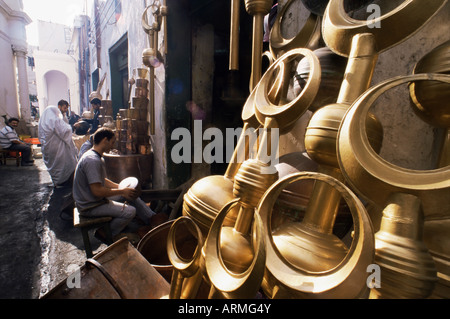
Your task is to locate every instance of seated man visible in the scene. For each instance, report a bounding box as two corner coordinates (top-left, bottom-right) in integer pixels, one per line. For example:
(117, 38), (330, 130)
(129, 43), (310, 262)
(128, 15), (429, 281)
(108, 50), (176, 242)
(0, 117), (34, 166)
(72, 127), (156, 242)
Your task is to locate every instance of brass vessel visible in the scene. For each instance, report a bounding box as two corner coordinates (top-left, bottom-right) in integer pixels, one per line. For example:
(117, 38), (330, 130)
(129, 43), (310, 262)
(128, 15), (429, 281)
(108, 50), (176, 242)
(204, 199), (267, 299)
(337, 74), (450, 218)
(337, 74), (450, 298)
(258, 172), (374, 298)
(245, 0), (273, 90)
(295, 47), (347, 112)
(322, 0), (448, 57)
(369, 193), (437, 299)
(269, 0), (321, 58)
(167, 217), (205, 299)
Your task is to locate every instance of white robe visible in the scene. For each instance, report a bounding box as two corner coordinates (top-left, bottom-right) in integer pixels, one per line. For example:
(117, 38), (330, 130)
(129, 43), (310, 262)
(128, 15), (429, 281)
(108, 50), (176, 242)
(38, 106), (78, 186)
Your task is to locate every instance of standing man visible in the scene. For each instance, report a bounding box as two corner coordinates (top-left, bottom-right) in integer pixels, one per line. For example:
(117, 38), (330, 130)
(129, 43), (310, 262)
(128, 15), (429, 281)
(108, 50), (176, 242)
(0, 117), (34, 166)
(89, 98), (101, 134)
(38, 103), (78, 187)
(73, 127), (156, 242)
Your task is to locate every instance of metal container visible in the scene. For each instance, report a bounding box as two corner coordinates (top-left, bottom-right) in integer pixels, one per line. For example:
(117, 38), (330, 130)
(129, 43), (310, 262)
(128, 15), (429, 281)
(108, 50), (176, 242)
(42, 238), (170, 299)
(104, 153), (153, 185)
(137, 220), (199, 283)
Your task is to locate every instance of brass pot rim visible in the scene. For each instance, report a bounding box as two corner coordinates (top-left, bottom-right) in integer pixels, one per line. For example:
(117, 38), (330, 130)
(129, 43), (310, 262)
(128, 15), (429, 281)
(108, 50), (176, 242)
(258, 172), (374, 297)
(204, 198), (266, 298)
(167, 216), (204, 277)
(270, 0), (321, 56)
(254, 48), (321, 128)
(322, 0), (448, 56)
(337, 73), (450, 206)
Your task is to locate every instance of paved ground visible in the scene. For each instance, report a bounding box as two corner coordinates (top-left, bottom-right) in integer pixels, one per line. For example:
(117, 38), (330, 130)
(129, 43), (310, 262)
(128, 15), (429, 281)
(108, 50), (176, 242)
(0, 158), (107, 299)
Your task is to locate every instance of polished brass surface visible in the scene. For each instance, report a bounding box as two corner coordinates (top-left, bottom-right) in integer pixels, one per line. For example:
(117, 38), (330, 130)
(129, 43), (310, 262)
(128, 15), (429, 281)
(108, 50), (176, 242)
(409, 41), (450, 128)
(269, 0), (321, 58)
(182, 175), (240, 235)
(245, 0), (273, 91)
(322, 0), (448, 57)
(409, 40), (450, 168)
(204, 199), (266, 299)
(142, 2), (165, 135)
(369, 193), (437, 299)
(254, 48), (321, 131)
(229, 0), (240, 71)
(337, 74), (450, 219)
(295, 47), (347, 112)
(167, 217), (204, 299)
(258, 172), (374, 298)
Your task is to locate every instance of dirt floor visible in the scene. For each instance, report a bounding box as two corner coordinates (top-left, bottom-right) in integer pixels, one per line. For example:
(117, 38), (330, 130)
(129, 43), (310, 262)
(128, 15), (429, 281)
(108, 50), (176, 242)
(0, 158), (108, 298)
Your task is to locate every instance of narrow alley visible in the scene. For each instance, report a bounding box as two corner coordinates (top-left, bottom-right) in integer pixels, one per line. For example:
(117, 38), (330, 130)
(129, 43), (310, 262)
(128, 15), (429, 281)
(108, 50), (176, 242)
(0, 159), (105, 298)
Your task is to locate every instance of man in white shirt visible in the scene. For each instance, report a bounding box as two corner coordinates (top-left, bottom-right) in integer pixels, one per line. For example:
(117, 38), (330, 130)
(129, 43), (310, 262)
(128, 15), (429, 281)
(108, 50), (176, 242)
(0, 118), (34, 166)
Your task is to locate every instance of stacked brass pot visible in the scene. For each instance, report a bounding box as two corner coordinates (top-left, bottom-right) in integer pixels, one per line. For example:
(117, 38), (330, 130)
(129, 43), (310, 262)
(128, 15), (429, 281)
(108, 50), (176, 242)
(116, 68), (151, 155)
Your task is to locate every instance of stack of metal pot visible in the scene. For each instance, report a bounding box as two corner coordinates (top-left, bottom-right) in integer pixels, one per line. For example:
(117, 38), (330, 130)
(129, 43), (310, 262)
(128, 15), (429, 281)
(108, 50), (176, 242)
(115, 68), (151, 155)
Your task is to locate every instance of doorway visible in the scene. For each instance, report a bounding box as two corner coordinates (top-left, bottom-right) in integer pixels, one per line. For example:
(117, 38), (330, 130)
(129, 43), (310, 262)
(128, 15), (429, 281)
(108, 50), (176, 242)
(109, 34), (129, 117)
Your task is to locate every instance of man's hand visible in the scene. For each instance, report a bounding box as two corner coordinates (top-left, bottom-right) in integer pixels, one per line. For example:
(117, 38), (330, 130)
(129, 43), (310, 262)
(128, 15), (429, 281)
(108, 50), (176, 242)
(121, 187), (138, 201)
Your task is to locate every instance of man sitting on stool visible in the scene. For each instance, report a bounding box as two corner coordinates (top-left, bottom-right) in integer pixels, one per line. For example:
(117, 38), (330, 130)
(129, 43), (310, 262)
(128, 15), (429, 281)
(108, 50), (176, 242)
(0, 118), (34, 166)
(72, 127), (156, 244)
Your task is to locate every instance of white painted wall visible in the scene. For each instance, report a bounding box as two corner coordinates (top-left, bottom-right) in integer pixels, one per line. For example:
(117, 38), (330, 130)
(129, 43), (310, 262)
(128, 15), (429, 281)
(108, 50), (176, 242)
(34, 50), (80, 115)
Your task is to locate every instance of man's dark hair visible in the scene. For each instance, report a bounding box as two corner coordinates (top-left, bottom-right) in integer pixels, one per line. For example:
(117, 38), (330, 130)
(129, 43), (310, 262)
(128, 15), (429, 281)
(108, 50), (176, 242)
(90, 98), (101, 105)
(74, 121), (91, 135)
(93, 127), (115, 145)
(58, 100), (69, 107)
(8, 117), (19, 124)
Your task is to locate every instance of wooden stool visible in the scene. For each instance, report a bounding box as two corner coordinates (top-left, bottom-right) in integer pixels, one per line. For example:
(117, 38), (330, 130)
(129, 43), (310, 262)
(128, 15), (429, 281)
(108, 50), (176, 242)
(0, 148), (21, 166)
(73, 207), (113, 258)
